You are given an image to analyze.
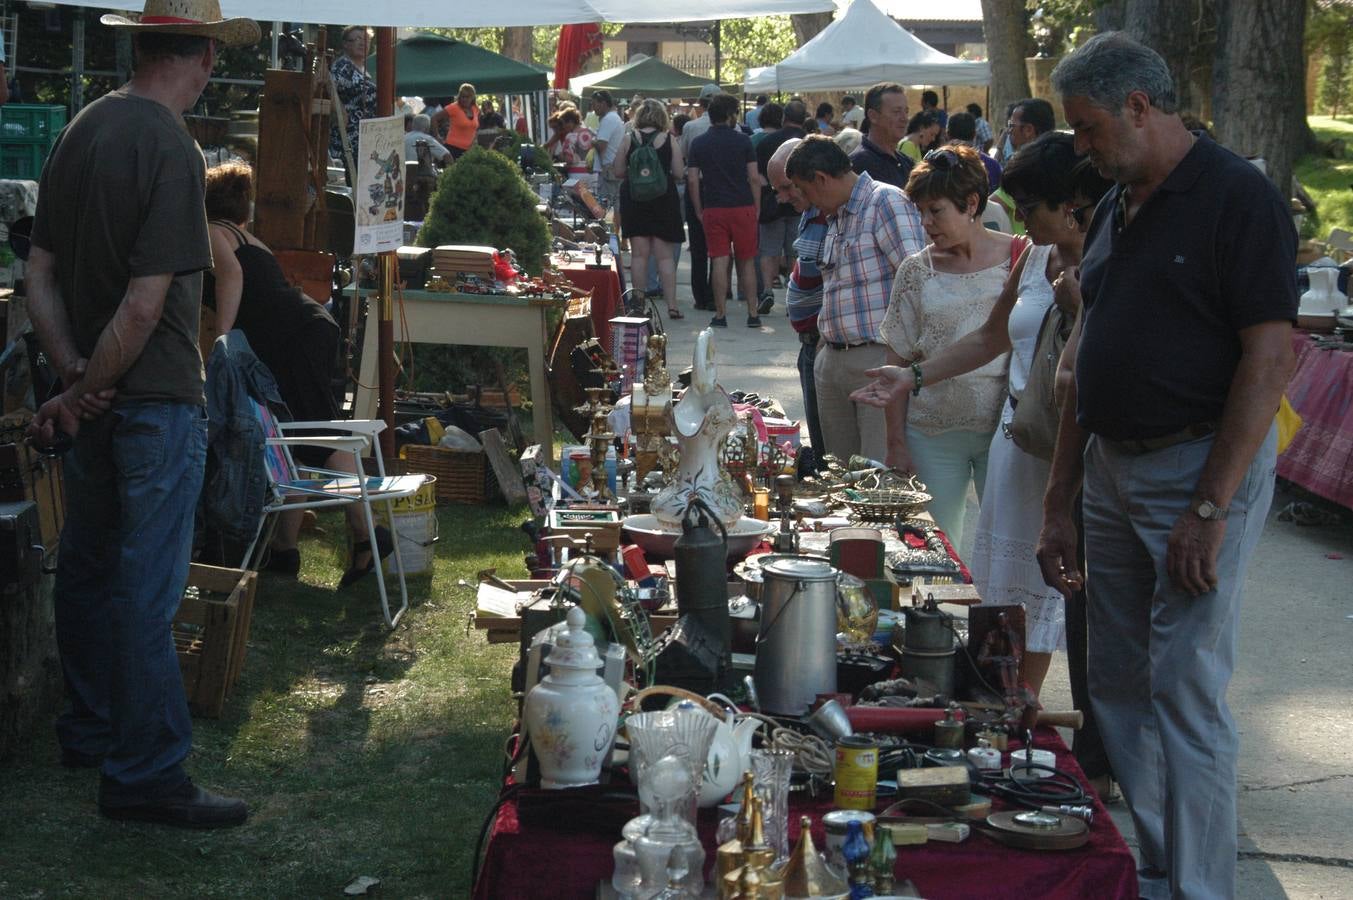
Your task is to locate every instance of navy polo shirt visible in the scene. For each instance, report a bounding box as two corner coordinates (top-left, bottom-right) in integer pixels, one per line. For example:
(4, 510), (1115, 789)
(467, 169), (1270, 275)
(688, 124), (756, 209)
(849, 136), (915, 190)
(1076, 134), (1298, 440)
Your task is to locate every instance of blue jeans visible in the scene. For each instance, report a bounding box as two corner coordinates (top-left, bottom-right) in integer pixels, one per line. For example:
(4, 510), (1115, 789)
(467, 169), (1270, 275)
(55, 401), (207, 805)
(797, 340), (825, 472)
(905, 426), (992, 547)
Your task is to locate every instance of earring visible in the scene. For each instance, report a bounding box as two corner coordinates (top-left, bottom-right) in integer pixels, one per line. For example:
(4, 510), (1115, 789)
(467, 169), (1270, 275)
(1065, 214), (1076, 230)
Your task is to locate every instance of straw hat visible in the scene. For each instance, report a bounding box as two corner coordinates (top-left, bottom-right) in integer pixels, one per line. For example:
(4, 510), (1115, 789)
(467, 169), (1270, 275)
(101, 0), (261, 48)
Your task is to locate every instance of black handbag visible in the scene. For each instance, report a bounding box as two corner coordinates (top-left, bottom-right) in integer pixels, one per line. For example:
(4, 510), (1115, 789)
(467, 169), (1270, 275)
(1007, 303), (1073, 461)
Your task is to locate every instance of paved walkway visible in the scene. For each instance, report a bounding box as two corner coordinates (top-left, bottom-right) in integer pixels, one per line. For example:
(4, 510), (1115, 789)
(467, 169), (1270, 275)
(644, 249), (1353, 899)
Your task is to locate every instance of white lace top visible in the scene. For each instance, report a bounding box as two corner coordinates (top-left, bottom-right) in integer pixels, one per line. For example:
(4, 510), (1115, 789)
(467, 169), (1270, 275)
(880, 247), (1011, 436)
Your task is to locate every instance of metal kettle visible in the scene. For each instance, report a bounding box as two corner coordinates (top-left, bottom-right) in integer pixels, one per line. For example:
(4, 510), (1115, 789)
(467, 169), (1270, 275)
(673, 497), (731, 656)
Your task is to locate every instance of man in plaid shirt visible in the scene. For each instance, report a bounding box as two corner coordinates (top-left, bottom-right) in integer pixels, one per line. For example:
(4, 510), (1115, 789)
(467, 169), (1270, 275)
(786, 135), (924, 461)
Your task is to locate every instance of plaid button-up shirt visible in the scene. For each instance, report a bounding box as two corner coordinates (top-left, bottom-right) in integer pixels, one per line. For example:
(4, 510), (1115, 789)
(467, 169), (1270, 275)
(817, 172), (925, 345)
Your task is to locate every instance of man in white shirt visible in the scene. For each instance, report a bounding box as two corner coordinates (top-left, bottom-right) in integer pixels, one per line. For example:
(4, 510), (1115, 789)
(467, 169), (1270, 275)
(403, 114), (449, 166)
(591, 90), (625, 212)
(840, 96), (864, 130)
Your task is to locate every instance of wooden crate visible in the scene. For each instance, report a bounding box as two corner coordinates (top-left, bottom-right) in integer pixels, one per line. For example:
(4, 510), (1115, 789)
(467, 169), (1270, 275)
(403, 444), (499, 505)
(173, 564), (257, 718)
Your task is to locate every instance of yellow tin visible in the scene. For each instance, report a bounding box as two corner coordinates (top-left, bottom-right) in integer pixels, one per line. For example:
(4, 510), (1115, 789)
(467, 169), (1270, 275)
(833, 735), (879, 810)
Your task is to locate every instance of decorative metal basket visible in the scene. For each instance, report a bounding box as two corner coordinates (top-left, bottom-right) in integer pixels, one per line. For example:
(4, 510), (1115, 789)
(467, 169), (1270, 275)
(833, 487), (933, 523)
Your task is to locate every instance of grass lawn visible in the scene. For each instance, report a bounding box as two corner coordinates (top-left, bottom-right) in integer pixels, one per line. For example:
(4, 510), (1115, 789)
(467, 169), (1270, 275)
(1298, 116), (1353, 240)
(0, 502), (528, 899)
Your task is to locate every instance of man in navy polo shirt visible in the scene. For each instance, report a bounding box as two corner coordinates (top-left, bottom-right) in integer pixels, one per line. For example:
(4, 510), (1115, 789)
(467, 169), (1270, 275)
(1036, 33), (1297, 900)
(688, 92), (761, 328)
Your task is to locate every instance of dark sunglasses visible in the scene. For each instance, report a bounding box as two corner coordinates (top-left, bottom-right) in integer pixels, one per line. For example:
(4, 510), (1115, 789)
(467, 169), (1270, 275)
(1071, 203), (1096, 226)
(923, 148), (961, 169)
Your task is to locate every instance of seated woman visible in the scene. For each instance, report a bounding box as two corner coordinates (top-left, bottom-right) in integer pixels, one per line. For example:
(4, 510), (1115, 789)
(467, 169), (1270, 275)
(853, 133), (1113, 697)
(204, 161), (390, 586)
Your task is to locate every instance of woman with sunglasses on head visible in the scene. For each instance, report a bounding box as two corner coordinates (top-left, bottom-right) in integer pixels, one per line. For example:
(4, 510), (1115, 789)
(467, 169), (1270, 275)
(854, 132), (1113, 699)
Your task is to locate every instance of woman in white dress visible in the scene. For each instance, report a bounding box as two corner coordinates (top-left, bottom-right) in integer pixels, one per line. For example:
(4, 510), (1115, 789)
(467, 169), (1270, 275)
(855, 133), (1113, 695)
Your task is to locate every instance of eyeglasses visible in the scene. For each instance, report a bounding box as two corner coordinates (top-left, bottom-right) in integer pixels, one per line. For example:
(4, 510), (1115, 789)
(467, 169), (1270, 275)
(1071, 203), (1096, 226)
(923, 148), (961, 169)
(1012, 197), (1042, 221)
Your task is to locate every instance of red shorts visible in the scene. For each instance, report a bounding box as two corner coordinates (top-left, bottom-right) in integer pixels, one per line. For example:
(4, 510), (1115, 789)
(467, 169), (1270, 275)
(703, 205), (758, 261)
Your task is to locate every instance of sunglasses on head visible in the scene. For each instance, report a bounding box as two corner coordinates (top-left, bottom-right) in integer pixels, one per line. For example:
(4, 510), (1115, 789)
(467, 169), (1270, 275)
(923, 148), (961, 169)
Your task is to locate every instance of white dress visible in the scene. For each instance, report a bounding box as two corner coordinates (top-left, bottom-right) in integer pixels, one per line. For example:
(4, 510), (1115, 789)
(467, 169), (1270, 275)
(968, 243), (1066, 652)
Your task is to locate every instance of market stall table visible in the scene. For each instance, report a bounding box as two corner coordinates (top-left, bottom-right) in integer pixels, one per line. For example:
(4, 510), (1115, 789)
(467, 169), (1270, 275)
(552, 252), (621, 349)
(472, 727), (1137, 899)
(351, 287), (561, 460)
(1278, 333), (1353, 509)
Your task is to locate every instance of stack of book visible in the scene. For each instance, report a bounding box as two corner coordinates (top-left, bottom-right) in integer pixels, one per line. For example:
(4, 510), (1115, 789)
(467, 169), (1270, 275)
(430, 244), (496, 283)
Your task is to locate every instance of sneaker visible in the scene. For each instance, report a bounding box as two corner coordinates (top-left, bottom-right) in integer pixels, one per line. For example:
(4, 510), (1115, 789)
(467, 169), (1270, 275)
(709, 316), (727, 327)
(757, 291), (774, 315)
(747, 316), (762, 328)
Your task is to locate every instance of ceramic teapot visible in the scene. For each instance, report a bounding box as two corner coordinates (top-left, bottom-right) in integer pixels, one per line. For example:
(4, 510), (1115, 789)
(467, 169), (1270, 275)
(690, 701), (761, 808)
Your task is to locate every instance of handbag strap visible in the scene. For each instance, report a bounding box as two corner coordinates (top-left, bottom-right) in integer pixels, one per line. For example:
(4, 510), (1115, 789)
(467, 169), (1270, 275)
(1009, 234), (1030, 269)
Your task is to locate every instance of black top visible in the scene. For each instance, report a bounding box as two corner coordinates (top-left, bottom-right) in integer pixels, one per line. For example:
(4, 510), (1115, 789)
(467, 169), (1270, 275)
(849, 136), (915, 190)
(689, 124), (756, 209)
(619, 132), (683, 243)
(756, 124), (806, 222)
(1075, 134), (1298, 440)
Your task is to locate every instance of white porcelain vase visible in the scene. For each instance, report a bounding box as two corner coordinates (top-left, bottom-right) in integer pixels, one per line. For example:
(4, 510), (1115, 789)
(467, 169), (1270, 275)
(651, 329), (743, 529)
(522, 606), (619, 789)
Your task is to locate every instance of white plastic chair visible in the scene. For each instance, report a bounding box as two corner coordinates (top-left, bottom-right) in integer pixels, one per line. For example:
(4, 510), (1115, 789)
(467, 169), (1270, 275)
(242, 403), (429, 626)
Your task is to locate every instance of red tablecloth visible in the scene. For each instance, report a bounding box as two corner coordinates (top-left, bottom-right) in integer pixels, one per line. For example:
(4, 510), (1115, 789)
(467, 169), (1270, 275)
(473, 728), (1138, 899)
(555, 255), (621, 350)
(1278, 333), (1353, 509)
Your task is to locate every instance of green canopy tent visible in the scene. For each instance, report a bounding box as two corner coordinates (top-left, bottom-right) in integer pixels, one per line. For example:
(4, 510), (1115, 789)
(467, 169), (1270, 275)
(371, 32), (549, 96)
(572, 55), (722, 99)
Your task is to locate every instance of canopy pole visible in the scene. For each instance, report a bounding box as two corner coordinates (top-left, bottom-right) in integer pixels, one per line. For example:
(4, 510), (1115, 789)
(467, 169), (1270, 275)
(376, 26), (397, 460)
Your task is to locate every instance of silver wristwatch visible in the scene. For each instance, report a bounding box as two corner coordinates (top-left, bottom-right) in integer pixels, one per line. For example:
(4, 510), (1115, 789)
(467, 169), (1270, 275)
(1194, 499), (1229, 521)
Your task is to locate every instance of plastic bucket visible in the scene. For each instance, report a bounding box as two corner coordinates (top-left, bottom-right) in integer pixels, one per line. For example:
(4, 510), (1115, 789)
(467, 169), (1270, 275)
(379, 477), (438, 575)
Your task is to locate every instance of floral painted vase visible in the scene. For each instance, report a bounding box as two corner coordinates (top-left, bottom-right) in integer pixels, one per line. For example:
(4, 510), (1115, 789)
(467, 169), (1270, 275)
(522, 606), (619, 789)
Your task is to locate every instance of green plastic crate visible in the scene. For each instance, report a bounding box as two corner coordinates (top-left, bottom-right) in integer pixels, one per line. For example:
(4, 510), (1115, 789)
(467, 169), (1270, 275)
(0, 104), (67, 142)
(0, 143), (48, 180)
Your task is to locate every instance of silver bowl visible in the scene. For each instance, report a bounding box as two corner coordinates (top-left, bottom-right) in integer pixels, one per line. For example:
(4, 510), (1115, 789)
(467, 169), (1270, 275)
(621, 514), (775, 559)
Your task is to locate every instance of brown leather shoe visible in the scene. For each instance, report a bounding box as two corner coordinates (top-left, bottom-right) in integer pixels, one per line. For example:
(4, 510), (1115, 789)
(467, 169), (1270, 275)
(100, 781), (248, 829)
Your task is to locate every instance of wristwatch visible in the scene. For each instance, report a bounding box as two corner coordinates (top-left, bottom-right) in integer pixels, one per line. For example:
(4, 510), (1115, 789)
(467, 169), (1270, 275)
(1194, 499), (1229, 521)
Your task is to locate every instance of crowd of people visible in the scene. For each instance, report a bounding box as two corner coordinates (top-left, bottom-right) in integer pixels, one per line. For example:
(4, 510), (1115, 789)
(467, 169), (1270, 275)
(22, 5), (1298, 895)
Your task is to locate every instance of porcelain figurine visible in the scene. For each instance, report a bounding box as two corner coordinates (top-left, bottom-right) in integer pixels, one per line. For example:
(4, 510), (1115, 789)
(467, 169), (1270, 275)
(652, 329), (743, 529)
(522, 606), (619, 789)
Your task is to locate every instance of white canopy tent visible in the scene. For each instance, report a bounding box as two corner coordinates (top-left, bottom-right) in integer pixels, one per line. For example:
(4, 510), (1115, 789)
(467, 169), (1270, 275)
(41, 0), (835, 27)
(744, 0), (988, 94)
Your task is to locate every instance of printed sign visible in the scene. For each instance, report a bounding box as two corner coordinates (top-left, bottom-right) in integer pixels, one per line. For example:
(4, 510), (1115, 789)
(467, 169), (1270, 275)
(353, 114), (405, 254)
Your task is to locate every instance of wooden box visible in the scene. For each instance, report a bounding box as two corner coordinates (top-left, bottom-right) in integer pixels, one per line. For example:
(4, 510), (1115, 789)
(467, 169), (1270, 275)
(173, 564), (257, 718)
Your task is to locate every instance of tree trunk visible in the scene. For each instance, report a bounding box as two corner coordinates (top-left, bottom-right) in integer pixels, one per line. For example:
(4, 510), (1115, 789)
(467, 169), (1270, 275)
(501, 26), (534, 63)
(1212, 0), (1307, 196)
(980, 0), (1031, 125)
(1094, 0), (1126, 31)
(790, 12), (834, 47)
(1123, 0), (1212, 116)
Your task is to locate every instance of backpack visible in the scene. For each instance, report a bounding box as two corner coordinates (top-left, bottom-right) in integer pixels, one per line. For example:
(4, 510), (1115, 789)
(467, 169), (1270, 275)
(626, 130), (668, 202)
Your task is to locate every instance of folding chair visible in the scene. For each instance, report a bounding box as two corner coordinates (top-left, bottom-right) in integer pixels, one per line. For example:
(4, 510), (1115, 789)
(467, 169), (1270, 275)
(242, 402), (429, 626)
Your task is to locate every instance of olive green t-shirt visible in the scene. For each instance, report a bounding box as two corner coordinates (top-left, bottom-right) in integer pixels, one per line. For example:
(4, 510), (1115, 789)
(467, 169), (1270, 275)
(31, 89), (211, 406)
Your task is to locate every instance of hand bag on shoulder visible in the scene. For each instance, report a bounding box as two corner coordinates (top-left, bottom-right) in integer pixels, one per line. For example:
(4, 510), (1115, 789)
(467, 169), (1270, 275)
(1007, 303), (1072, 461)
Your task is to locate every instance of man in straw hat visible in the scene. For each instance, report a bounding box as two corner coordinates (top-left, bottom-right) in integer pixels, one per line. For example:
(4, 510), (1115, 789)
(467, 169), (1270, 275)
(26, 0), (259, 829)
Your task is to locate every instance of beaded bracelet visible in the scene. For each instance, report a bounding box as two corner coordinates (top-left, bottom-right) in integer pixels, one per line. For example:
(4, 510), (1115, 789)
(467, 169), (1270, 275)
(911, 363), (923, 396)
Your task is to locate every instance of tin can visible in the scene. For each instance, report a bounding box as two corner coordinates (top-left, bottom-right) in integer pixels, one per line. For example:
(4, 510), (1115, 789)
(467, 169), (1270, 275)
(833, 734), (879, 810)
(822, 809), (876, 870)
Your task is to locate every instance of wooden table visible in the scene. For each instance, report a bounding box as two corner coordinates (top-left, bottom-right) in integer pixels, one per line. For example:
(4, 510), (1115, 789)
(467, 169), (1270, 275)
(352, 287), (561, 461)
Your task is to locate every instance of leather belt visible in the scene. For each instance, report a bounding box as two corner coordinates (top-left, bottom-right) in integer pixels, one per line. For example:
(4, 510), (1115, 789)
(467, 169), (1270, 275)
(799, 329), (821, 345)
(1103, 421), (1218, 455)
(824, 339), (877, 351)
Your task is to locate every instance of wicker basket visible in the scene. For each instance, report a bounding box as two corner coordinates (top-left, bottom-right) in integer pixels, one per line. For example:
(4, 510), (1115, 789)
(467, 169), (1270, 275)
(403, 444), (499, 505)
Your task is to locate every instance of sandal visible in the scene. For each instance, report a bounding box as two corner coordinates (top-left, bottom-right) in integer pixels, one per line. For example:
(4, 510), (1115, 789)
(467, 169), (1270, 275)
(261, 547), (300, 577)
(339, 525), (394, 588)
(667, 307), (683, 319)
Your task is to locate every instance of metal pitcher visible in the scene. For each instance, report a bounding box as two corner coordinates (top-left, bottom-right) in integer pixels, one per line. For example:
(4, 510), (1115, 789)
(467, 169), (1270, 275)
(753, 557), (839, 715)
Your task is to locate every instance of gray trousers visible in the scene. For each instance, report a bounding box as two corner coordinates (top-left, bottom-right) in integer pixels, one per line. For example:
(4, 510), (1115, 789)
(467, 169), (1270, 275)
(812, 342), (889, 462)
(1083, 426), (1276, 900)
